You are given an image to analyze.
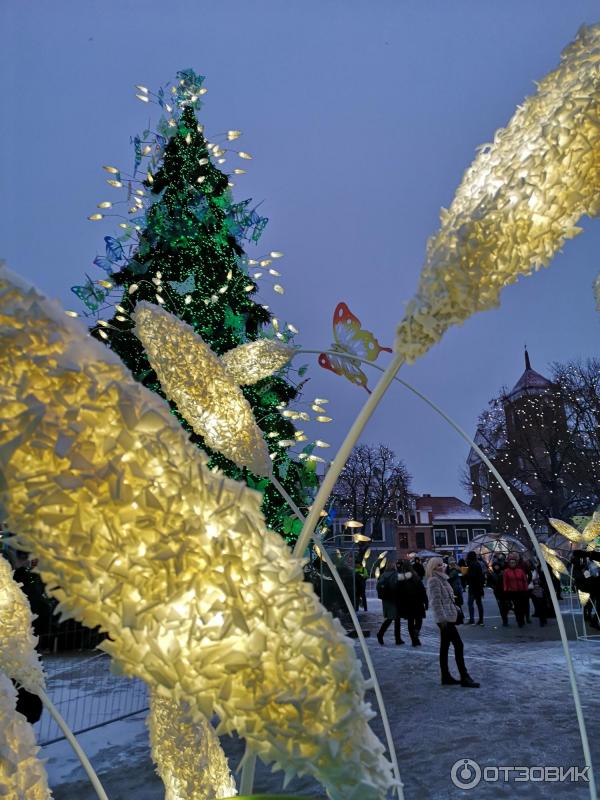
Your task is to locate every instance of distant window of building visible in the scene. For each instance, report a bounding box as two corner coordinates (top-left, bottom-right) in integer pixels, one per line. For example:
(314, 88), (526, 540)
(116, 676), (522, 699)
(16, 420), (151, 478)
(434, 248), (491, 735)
(370, 520), (385, 542)
(418, 510), (429, 524)
(409, 514), (416, 524)
(472, 528), (486, 541)
(416, 531), (426, 549)
(397, 513), (405, 524)
(433, 528), (448, 547)
(456, 528), (469, 545)
(398, 532), (408, 549)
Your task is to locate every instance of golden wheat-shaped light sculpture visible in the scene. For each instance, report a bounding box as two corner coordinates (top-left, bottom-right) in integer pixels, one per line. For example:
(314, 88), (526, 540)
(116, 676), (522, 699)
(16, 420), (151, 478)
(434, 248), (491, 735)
(0, 558), (50, 798)
(0, 265), (394, 800)
(0, 555), (45, 695)
(296, 22), (600, 559)
(0, 672), (51, 800)
(133, 302), (294, 477)
(549, 515), (600, 546)
(539, 516), (600, 580)
(395, 23), (600, 362)
(148, 690), (237, 800)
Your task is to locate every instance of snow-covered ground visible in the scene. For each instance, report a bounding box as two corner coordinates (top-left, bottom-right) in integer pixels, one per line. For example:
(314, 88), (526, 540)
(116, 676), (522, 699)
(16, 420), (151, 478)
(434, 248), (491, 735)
(42, 595), (600, 799)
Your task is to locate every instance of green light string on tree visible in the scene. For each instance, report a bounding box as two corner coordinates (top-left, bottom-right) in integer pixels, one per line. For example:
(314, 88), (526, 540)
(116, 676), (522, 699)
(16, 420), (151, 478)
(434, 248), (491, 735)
(77, 71), (317, 538)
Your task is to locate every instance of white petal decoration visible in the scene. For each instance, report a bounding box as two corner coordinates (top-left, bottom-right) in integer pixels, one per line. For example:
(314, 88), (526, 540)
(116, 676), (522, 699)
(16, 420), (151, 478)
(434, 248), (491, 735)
(0, 265), (394, 800)
(0, 671), (51, 799)
(0, 556), (45, 694)
(148, 689), (237, 800)
(396, 24), (600, 362)
(133, 302), (272, 476)
(220, 339), (294, 385)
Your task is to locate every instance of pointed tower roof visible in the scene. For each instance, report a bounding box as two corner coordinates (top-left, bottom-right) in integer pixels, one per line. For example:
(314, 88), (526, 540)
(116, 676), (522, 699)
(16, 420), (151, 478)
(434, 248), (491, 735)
(505, 349), (552, 402)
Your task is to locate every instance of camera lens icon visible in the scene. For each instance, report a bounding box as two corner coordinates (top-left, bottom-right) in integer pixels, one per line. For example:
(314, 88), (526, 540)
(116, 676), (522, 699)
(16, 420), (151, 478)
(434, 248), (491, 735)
(451, 758), (482, 790)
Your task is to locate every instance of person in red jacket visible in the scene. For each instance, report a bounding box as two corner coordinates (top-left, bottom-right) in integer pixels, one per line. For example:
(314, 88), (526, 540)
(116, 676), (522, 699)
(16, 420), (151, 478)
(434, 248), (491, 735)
(503, 555), (529, 628)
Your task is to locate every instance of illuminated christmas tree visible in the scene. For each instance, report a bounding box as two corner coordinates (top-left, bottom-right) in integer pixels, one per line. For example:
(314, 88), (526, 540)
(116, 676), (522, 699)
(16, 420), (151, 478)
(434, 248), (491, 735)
(78, 70), (317, 538)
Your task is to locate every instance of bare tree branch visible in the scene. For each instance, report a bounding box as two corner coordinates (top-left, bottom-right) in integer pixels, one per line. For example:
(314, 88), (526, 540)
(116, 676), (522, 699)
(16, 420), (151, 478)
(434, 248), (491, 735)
(332, 443), (412, 532)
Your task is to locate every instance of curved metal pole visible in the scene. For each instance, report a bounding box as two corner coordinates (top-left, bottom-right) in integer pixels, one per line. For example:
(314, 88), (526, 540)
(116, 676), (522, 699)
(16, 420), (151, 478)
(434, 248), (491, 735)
(292, 351), (404, 559)
(270, 476), (404, 800)
(392, 374), (596, 800)
(291, 348), (596, 799)
(239, 742), (256, 795)
(38, 688), (110, 800)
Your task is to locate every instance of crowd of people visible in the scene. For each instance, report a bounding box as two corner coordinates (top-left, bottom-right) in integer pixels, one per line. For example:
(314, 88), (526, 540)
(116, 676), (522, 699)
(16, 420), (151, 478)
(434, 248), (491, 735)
(376, 555), (480, 688)
(373, 547), (599, 691)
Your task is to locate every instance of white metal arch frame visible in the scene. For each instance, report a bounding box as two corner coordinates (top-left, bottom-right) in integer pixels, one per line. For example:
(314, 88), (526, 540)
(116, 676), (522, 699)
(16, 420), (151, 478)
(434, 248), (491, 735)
(287, 348), (597, 800)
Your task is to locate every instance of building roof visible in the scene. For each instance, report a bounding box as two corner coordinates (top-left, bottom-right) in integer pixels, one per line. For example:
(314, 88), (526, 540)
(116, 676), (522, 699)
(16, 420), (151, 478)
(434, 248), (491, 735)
(466, 425), (507, 466)
(416, 495), (491, 524)
(505, 349), (552, 402)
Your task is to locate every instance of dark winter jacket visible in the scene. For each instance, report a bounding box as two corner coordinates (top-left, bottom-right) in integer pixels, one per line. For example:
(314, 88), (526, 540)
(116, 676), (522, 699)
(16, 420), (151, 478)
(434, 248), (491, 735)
(396, 572), (428, 619)
(466, 560), (485, 597)
(530, 568), (548, 600)
(447, 567), (464, 604)
(377, 570), (399, 619)
(487, 568), (505, 598)
(412, 561), (425, 579)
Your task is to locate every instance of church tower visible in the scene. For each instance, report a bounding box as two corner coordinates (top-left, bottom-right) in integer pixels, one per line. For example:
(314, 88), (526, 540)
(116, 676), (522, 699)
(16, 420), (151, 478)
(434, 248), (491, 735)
(467, 350), (571, 541)
(502, 349), (565, 452)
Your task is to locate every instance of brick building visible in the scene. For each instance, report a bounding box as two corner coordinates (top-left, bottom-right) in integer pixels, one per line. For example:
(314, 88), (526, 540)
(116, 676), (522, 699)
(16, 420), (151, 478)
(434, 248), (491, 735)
(327, 513), (397, 561)
(396, 494), (492, 558)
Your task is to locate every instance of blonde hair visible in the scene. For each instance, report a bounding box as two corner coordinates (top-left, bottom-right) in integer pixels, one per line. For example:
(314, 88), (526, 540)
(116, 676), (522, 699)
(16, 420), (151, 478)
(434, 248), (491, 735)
(425, 557), (444, 579)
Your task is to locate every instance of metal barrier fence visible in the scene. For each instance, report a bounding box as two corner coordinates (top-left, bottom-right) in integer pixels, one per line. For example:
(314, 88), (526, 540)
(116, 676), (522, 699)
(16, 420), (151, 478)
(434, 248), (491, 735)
(0, 551), (149, 745)
(34, 651), (148, 746)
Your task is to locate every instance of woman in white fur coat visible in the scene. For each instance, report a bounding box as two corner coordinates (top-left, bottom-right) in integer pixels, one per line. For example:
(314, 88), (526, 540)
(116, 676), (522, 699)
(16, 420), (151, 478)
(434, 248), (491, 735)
(426, 557), (479, 688)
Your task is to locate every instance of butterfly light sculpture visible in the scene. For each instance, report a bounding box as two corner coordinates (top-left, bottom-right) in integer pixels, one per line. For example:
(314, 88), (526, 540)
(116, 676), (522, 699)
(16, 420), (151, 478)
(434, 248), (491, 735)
(318, 302), (392, 392)
(0, 264), (395, 800)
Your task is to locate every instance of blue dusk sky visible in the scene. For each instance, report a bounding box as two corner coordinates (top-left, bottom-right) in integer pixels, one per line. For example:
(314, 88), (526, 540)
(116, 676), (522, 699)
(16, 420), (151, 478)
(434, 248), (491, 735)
(1, 1), (599, 500)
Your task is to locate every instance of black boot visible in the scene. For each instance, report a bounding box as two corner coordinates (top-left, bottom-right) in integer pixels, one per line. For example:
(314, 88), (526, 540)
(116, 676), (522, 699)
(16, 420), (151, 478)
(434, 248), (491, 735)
(441, 674), (461, 685)
(377, 631), (385, 646)
(460, 675), (480, 688)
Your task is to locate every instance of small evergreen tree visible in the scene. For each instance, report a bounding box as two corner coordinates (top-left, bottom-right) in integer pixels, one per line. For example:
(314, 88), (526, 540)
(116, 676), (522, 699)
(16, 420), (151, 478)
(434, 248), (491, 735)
(79, 71), (317, 539)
